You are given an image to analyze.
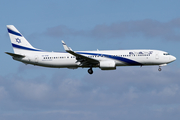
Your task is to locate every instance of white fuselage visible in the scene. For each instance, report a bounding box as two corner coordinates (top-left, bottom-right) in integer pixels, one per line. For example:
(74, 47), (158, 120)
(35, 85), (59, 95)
(13, 49), (176, 69)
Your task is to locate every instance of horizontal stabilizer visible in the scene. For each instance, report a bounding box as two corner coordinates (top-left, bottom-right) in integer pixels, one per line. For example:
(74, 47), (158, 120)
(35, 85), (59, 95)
(5, 52), (25, 58)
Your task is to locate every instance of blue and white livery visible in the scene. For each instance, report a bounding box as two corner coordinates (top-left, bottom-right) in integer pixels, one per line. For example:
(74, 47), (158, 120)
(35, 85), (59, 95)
(6, 25), (176, 74)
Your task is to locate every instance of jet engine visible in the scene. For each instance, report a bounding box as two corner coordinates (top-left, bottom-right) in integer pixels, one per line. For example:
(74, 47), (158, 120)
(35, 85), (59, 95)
(99, 60), (116, 70)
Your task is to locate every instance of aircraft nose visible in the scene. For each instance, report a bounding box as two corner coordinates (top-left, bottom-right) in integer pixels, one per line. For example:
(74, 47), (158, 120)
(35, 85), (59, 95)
(171, 56), (176, 62)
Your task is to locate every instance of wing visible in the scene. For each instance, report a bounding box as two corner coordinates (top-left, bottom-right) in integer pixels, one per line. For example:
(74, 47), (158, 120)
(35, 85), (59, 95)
(62, 41), (99, 66)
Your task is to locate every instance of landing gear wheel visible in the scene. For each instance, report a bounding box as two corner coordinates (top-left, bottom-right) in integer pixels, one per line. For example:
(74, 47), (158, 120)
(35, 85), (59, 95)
(158, 67), (162, 71)
(88, 69), (93, 74)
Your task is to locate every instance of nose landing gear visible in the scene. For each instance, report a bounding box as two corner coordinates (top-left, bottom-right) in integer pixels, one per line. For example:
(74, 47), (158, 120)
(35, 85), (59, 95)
(158, 66), (162, 71)
(158, 64), (167, 71)
(158, 67), (162, 71)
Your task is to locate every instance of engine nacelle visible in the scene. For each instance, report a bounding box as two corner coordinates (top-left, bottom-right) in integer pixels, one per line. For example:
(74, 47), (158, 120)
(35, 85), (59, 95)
(100, 61), (116, 70)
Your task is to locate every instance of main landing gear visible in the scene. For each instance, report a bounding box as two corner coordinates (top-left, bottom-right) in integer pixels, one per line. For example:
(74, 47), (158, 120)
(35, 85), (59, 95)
(88, 66), (93, 74)
(88, 68), (93, 74)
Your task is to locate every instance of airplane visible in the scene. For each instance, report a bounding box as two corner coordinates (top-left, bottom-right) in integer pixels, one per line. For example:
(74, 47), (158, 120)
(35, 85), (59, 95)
(5, 25), (176, 74)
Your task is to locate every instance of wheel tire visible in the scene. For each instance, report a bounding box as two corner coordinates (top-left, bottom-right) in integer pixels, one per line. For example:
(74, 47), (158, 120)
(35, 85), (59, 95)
(158, 68), (162, 71)
(88, 69), (93, 74)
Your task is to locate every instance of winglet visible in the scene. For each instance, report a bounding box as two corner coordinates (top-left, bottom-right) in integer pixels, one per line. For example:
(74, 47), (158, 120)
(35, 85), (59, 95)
(62, 40), (71, 51)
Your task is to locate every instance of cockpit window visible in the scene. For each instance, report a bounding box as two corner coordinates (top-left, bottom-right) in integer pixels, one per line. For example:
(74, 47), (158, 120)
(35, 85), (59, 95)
(163, 53), (170, 55)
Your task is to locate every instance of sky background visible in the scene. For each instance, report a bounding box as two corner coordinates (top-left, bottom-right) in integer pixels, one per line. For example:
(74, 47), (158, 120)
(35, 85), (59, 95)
(0, 0), (180, 120)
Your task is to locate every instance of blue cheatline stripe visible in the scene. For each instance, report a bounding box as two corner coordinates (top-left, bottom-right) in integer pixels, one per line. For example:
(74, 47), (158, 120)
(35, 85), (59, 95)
(7, 28), (22, 37)
(76, 52), (142, 65)
(12, 43), (42, 51)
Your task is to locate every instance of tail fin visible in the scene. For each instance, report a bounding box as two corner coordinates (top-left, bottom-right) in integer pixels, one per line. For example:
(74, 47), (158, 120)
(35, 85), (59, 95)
(7, 25), (41, 54)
